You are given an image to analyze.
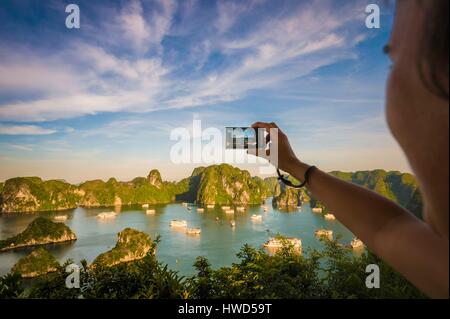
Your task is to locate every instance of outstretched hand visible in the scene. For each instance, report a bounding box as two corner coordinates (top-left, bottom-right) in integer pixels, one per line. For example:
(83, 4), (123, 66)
(249, 121), (304, 174)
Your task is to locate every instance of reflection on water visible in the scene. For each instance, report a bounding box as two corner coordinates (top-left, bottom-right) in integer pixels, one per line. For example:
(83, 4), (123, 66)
(0, 200), (359, 276)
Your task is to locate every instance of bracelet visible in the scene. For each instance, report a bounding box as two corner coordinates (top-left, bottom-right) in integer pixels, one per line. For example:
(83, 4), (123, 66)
(277, 165), (317, 188)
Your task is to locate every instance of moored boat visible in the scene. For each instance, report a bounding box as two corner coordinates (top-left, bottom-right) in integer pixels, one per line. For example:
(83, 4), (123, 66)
(97, 212), (116, 219)
(351, 238), (364, 249)
(186, 228), (201, 235)
(264, 237), (302, 249)
(197, 208), (205, 213)
(324, 214), (336, 220)
(146, 209), (156, 215)
(53, 215), (68, 222)
(142, 204), (149, 208)
(315, 229), (333, 239)
(312, 207), (323, 213)
(251, 214), (262, 221)
(170, 220), (188, 228)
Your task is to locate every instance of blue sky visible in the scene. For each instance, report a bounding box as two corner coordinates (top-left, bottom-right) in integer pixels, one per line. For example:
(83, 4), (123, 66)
(0, 0), (407, 183)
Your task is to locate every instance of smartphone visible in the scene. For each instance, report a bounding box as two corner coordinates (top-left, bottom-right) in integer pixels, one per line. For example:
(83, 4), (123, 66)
(225, 127), (259, 150)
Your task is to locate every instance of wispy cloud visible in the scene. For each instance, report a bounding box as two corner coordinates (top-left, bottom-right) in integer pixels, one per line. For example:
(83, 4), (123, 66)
(0, 124), (56, 135)
(0, 0), (365, 122)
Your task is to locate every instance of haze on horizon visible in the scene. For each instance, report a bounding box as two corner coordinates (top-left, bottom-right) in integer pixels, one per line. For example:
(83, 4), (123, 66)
(0, 0), (411, 184)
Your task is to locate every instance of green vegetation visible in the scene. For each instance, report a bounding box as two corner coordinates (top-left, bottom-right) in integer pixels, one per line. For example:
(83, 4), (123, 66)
(12, 248), (59, 278)
(1, 177), (79, 213)
(0, 217), (77, 251)
(78, 170), (175, 207)
(0, 166), (423, 215)
(264, 177), (281, 197)
(93, 228), (154, 267)
(0, 237), (425, 299)
(194, 164), (269, 205)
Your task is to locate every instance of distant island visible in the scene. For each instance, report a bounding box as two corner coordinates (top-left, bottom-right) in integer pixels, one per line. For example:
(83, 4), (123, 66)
(0, 217), (77, 251)
(0, 164), (422, 218)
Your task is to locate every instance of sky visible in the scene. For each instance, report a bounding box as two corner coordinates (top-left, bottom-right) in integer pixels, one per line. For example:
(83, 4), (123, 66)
(0, 0), (409, 183)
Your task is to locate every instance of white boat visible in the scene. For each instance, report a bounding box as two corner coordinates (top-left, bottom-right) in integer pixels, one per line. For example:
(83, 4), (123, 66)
(221, 206), (231, 210)
(225, 209), (235, 214)
(206, 204), (215, 209)
(264, 237), (302, 249)
(236, 206), (246, 212)
(142, 204), (149, 208)
(181, 202), (188, 207)
(312, 207), (323, 213)
(315, 229), (333, 239)
(97, 212), (117, 219)
(186, 228), (201, 235)
(197, 208), (205, 213)
(230, 220), (236, 228)
(251, 214), (262, 221)
(170, 220), (188, 228)
(324, 214), (336, 220)
(351, 238), (364, 249)
(53, 215), (68, 221)
(187, 207), (192, 211)
(146, 209), (156, 215)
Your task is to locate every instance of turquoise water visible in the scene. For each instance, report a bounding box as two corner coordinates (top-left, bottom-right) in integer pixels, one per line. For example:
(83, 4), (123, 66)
(0, 200), (357, 276)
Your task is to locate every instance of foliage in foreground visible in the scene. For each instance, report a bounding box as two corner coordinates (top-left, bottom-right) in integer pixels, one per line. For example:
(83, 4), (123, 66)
(0, 239), (425, 299)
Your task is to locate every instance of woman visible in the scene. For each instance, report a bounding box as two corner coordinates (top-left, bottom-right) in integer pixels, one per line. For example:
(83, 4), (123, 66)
(252, 0), (448, 298)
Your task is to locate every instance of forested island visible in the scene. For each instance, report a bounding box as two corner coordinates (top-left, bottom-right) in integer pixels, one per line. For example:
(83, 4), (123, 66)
(0, 164), (422, 217)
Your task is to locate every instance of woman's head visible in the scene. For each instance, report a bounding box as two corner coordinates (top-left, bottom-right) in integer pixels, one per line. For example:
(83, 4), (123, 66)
(386, 0), (449, 236)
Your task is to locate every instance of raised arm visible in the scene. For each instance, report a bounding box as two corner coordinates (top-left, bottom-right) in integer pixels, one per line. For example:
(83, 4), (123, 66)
(251, 122), (449, 298)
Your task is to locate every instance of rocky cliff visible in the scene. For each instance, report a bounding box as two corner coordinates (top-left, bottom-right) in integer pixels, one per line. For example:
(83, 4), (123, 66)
(92, 228), (153, 267)
(193, 164), (269, 205)
(77, 170), (174, 207)
(11, 248), (59, 278)
(0, 217), (77, 251)
(0, 177), (79, 213)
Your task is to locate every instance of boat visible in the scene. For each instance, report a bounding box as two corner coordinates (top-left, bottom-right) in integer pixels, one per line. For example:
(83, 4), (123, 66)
(251, 214), (262, 221)
(206, 204), (215, 209)
(230, 220), (236, 228)
(225, 209), (235, 214)
(236, 206), (246, 212)
(197, 208), (205, 213)
(315, 229), (333, 239)
(146, 209), (156, 215)
(142, 204), (149, 208)
(312, 207), (323, 213)
(170, 220), (188, 228)
(181, 202), (188, 207)
(53, 215), (68, 222)
(97, 212), (117, 219)
(351, 238), (364, 249)
(264, 237), (302, 249)
(324, 214), (336, 220)
(186, 228), (201, 235)
(187, 207), (192, 211)
(221, 206), (231, 210)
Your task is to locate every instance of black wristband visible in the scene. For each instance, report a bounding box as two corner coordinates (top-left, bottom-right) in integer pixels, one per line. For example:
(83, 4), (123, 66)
(277, 165), (317, 189)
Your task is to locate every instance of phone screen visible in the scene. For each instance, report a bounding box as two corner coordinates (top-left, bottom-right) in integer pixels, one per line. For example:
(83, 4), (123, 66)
(225, 127), (259, 150)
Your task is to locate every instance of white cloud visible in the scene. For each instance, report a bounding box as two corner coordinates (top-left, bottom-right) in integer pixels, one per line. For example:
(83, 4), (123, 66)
(0, 124), (56, 135)
(0, 0), (364, 122)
